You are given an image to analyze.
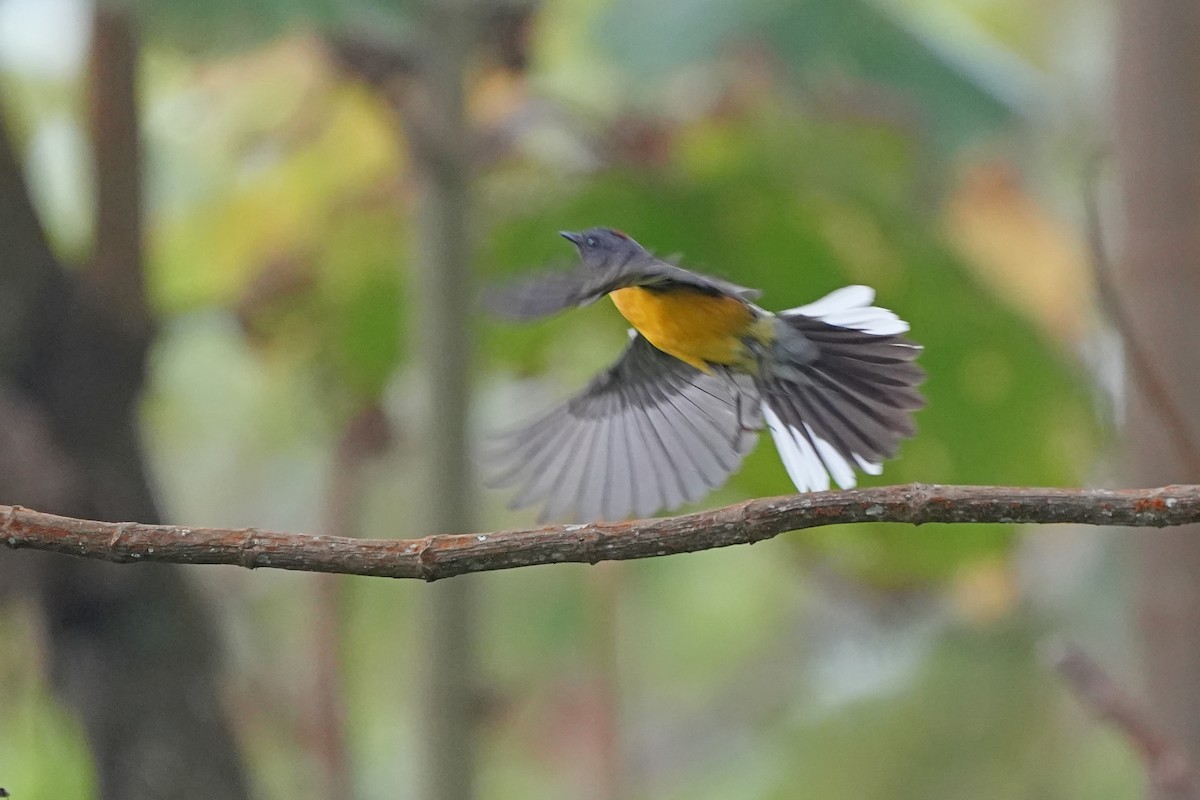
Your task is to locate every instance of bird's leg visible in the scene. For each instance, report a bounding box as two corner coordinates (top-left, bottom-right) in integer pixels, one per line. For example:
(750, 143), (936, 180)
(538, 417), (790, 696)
(733, 392), (750, 448)
(716, 367), (757, 447)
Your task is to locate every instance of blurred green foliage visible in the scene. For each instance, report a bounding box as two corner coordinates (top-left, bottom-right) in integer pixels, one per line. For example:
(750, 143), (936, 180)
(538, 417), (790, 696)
(127, 0), (416, 52)
(0, 0), (1117, 797)
(0, 610), (97, 800)
(597, 0), (1018, 151)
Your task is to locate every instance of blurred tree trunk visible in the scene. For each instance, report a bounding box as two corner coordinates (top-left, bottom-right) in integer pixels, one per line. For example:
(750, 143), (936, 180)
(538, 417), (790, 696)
(0, 8), (249, 799)
(1115, 0), (1200, 791)
(591, 563), (627, 800)
(408, 2), (482, 799)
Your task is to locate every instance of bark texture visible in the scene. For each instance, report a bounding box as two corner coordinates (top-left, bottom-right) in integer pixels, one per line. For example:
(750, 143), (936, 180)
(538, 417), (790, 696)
(5, 484), (1200, 581)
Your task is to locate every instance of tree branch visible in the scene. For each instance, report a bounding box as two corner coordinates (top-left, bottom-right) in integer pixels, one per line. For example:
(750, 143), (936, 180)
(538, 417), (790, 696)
(1047, 639), (1197, 799)
(3, 484), (1199, 582)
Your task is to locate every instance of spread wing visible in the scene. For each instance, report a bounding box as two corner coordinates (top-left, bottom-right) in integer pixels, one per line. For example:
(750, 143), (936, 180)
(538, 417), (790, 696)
(485, 259), (761, 321)
(487, 334), (762, 522)
(483, 266), (631, 320)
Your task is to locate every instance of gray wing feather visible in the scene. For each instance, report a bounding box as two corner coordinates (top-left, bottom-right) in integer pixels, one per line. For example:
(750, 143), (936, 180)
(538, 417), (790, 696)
(645, 262), (762, 301)
(485, 258), (761, 321)
(484, 267), (624, 320)
(488, 335), (761, 522)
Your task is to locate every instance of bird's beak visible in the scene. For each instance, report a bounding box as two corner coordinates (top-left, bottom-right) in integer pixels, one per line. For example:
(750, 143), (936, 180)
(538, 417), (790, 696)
(559, 231), (582, 246)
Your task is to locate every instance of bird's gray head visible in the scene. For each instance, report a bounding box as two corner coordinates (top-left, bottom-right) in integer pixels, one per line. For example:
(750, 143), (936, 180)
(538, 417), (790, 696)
(559, 227), (644, 269)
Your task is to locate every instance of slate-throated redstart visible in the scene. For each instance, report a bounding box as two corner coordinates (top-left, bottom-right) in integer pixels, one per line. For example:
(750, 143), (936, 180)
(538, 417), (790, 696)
(487, 227), (924, 522)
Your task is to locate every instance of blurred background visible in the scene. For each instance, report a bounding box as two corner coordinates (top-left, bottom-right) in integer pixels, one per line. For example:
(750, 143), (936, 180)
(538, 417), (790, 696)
(0, 0), (1197, 798)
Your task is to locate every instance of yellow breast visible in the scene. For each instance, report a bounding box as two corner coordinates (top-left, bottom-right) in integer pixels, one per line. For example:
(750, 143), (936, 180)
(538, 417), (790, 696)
(609, 286), (754, 372)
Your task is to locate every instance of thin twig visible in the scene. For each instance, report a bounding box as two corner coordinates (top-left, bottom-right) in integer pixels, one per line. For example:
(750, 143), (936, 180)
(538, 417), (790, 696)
(1047, 639), (1196, 799)
(2, 484), (1199, 582)
(308, 405), (388, 800)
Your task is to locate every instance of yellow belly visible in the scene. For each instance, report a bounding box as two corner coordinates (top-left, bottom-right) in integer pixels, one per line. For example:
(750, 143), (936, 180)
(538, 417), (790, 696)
(609, 286), (754, 371)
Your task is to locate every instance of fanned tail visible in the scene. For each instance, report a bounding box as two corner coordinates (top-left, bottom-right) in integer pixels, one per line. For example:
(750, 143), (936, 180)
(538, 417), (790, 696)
(755, 286), (925, 492)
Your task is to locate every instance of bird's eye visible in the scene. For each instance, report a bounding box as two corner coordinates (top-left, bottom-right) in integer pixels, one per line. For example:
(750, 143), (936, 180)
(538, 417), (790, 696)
(585, 237), (597, 247)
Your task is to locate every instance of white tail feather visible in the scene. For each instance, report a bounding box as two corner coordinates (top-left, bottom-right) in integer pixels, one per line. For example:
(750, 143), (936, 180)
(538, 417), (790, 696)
(764, 404), (890, 493)
(784, 285), (910, 336)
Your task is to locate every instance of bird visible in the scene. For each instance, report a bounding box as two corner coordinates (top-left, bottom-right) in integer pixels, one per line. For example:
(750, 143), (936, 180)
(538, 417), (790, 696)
(485, 227), (925, 522)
